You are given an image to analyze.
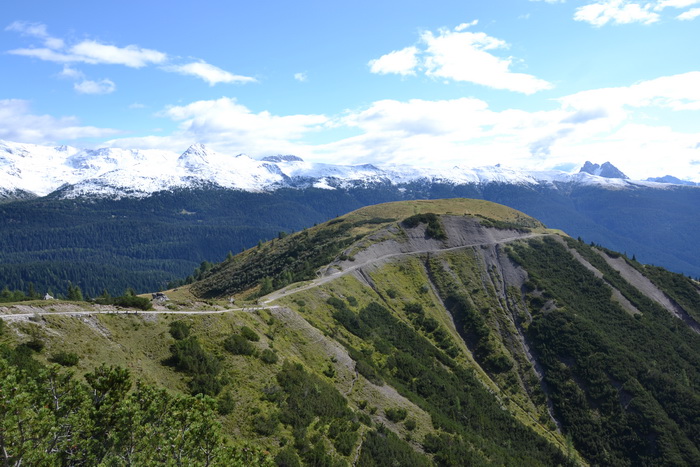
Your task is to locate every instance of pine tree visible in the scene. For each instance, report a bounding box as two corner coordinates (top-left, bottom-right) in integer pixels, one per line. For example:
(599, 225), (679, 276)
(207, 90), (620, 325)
(67, 282), (84, 301)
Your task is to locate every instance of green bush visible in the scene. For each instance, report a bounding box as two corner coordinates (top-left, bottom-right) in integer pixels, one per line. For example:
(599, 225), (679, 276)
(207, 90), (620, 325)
(169, 320), (190, 340)
(168, 337), (220, 374)
(241, 326), (260, 342)
(223, 334), (255, 356)
(188, 373), (222, 396)
(49, 351), (79, 367)
(217, 391), (235, 415)
(25, 339), (44, 353)
(274, 446), (301, 467)
(326, 297), (347, 311)
(113, 294), (152, 310)
(402, 213), (447, 240)
(385, 407), (407, 422)
(260, 348), (278, 364)
(252, 413), (279, 436)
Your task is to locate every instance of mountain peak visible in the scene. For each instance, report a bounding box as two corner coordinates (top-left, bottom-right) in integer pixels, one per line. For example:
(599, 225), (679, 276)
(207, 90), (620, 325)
(579, 161), (629, 179)
(178, 143), (213, 166)
(181, 143), (209, 155)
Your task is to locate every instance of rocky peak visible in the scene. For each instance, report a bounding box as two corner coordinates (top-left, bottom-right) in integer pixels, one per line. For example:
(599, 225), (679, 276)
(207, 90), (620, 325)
(579, 161), (629, 179)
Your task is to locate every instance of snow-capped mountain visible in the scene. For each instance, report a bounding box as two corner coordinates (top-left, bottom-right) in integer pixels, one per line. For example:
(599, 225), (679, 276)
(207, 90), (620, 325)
(579, 161), (629, 179)
(0, 139), (687, 199)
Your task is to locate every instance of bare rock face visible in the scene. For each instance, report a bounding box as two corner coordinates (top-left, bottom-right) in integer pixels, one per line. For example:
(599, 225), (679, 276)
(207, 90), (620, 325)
(579, 161), (629, 179)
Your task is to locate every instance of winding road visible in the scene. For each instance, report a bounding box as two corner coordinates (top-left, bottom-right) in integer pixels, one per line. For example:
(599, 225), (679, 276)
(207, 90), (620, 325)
(1, 230), (547, 321)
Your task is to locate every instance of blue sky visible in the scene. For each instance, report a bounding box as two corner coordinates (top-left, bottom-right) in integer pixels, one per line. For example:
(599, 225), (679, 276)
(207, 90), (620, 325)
(2, 0), (700, 180)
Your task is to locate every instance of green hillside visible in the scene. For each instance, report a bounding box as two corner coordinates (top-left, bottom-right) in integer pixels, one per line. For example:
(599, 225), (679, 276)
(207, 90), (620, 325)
(2, 198), (700, 466)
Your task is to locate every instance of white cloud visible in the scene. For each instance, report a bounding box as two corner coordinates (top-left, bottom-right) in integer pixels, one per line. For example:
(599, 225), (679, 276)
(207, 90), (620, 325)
(6, 22), (254, 86)
(561, 72), (700, 111)
(575, 1), (660, 26)
(677, 7), (700, 18)
(368, 46), (419, 76)
(536, 0), (700, 24)
(421, 28), (552, 94)
(655, 0), (700, 10)
(454, 20), (479, 31)
(368, 26), (551, 94)
(69, 40), (167, 68)
(316, 73), (700, 179)
(8, 36), (166, 68)
(316, 98), (566, 168)
(6, 21), (48, 37)
(341, 98), (492, 139)
(0, 99), (118, 143)
(9, 40), (166, 68)
(101, 75), (700, 180)
(9, 47), (79, 63)
(166, 61), (256, 85)
(74, 78), (116, 95)
(57, 65), (116, 95)
(107, 97), (328, 155)
(58, 65), (84, 80)
(5, 21), (64, 49)
(294, 72), (308, 82)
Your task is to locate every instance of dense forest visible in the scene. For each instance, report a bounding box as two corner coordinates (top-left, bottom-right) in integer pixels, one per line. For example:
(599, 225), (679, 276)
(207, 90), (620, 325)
(509, 237), (700, 465)
(2, 182), (700, 296)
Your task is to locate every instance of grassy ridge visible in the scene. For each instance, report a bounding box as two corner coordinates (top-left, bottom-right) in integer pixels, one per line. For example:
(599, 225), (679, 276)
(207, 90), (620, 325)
(190, 198), (544, 299)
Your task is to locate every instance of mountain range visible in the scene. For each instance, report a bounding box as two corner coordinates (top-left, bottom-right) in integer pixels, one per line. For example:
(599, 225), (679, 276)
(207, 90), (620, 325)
(0, 139), (691, 200)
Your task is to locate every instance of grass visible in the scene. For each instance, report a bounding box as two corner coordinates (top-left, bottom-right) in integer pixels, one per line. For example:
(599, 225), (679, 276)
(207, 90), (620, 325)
(339, 198), (545, 228)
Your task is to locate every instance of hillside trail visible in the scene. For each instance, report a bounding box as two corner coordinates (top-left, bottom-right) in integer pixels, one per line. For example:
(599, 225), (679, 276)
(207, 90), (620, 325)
(262, 231), (548, 304)
(0, 230), (547, 321)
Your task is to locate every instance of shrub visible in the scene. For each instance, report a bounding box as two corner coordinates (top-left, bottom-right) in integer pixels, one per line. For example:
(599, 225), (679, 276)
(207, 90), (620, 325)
(326, 297), (347, 311)
(49, 351), (79, 367)
(404, 302), (424, 315)
(275, 446), (301, 467)
(252, 413), (279, 436)
(168, 337), (222, 376)
(223, 334), (255, 355)
(240, 326), (260, 342)
(25, 339), (44, 352)
(189, 374), (222, 396)
(169, 320), (190, 340)
(260, 348), (278, 364)
(323, 364), (336, 378)
(113, 294), (152, 310)
(402, 213), (447, 240)
(217, 391), (235, 415)
(385, 407), (408, 422)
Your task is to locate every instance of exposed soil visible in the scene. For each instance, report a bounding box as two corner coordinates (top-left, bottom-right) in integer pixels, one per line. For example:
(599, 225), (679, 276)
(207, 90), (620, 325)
(598, 251), (700, 333)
